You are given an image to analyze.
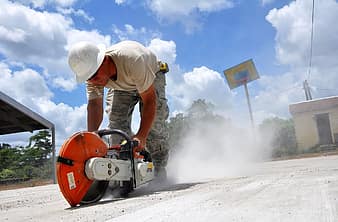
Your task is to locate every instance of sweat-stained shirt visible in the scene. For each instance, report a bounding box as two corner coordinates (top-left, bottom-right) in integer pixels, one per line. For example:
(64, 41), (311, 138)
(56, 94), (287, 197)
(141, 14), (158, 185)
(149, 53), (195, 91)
(86, 41), (158, 100)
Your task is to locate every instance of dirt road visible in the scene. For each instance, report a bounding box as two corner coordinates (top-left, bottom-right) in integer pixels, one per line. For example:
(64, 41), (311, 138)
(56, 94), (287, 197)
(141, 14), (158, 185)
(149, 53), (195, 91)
(1, 155), (337, 222)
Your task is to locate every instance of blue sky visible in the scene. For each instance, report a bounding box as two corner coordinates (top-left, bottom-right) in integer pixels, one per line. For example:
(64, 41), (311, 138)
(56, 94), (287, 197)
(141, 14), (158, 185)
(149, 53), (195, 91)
(1, 0), (338, 147)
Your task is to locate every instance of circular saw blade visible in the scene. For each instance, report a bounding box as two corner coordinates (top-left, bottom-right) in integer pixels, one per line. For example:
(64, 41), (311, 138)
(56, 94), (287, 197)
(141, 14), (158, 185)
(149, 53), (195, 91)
(80, 180), (109, 205)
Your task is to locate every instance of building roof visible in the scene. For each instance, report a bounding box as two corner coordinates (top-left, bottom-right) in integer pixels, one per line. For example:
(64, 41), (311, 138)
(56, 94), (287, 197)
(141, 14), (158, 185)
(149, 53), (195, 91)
(0, 91), (54, 135)
(289, 96), (338, 115)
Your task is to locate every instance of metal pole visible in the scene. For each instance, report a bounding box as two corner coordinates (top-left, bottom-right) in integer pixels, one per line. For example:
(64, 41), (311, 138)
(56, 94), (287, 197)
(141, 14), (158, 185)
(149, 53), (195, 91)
(51, 126), (56, 184)
(244, 82), (254, 129)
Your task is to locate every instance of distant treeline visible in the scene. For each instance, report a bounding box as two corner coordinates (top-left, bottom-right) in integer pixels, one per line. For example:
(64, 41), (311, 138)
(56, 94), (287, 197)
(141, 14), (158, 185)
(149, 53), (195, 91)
(0, 130), (53, 181)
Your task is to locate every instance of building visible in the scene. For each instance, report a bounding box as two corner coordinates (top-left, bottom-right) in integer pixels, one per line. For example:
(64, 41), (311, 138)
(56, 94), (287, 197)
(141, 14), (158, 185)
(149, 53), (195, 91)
(289, 96), (338, 152)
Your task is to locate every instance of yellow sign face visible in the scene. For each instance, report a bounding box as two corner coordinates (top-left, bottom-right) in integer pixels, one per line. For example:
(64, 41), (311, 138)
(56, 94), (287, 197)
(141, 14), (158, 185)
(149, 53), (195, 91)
(223, 59), (259, 89)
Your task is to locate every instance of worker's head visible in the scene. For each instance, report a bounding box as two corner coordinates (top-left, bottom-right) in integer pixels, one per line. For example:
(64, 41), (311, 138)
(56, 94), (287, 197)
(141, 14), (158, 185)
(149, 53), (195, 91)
(68, 41), (106, 83)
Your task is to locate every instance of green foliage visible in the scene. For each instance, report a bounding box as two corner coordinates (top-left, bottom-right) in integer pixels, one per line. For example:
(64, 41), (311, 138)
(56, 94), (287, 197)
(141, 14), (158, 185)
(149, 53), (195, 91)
(0, 130), (53, 181)
(0, 169), (17, 179)
(259, 117), (297, 157)
(0, 145), (20, 170)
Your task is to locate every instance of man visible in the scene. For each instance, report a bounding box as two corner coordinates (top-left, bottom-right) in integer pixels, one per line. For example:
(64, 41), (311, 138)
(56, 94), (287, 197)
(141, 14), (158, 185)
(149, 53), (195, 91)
(68, 41), (169, 179)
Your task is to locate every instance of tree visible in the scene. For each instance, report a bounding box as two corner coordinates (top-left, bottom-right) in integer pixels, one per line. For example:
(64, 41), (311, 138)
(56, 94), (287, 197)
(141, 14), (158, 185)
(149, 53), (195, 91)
(187, 99), (215, 119)
(0, 169), (16, 179)
(25, 130), (52, 167)
(0, 144), (19, 171)
(259, 117), (297, 157)
(0, 130), (53, 181)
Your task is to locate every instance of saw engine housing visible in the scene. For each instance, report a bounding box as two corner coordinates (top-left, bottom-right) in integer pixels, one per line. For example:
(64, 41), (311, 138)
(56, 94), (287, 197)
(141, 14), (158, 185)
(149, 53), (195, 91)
(56, 129), (154, 207)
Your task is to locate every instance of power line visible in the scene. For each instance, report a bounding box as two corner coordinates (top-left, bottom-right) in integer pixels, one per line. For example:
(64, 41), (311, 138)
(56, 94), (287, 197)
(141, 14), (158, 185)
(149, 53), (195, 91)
(303, 0), (315, 101)
(307, 0), (315, 81)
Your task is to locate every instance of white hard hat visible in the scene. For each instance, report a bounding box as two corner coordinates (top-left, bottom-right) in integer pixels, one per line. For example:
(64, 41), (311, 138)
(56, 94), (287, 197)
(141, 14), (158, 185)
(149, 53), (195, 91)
(68, 41), (106, 83)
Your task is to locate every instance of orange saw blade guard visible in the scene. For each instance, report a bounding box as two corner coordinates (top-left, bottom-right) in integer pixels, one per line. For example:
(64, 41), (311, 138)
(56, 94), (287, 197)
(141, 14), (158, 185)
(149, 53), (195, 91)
(56, 131), (107, 207)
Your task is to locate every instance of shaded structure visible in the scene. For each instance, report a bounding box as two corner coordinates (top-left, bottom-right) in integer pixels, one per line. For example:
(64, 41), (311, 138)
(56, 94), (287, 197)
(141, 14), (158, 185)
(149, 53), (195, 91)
(289, 96), (338, 152)
(0, 91), (56, 183)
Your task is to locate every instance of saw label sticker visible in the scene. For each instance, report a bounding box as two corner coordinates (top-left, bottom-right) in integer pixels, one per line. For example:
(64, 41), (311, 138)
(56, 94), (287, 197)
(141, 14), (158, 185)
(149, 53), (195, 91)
(67, 172), (76, 190)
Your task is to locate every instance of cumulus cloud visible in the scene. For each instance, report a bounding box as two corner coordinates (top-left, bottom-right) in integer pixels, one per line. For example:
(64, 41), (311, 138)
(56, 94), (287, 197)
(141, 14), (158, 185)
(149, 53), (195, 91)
(0, 62), (87, 146)
(253, 71), (304, 120)
(251, 0), (338, 121)
(112, 24), (161, 44)
(143, 0), (234, 33)
(0, 64), (52, 108)
(15, 0), (78, 8)
(0, 1), (70, 59)
(147, 38), (232, 118)
(115, 0), (128, 5)
(0, 0), (111, 91)
(168, 65), (232, 116)
(56, 7), (95, 24)
(147, 38), (176, 64)
(0, 1), (70, 83)
(266, 0), (338, 69)
(53, 77), (77, 91)
(0, 2), (98, 145)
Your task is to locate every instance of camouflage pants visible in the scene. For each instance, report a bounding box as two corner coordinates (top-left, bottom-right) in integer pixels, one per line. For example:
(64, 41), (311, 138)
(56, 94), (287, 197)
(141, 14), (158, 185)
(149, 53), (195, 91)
(105, 72), (169, 168)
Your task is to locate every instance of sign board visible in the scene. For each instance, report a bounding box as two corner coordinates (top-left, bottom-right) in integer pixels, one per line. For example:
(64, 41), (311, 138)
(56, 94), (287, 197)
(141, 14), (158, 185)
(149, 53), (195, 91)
(223, 59), (259, 90)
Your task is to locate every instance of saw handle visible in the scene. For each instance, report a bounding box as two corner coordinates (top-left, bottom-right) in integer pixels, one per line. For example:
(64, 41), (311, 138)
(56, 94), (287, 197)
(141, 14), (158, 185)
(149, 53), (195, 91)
(96, 129), (141, 149)
(96, 129), (130, 140)
(97, 129), (140, 151)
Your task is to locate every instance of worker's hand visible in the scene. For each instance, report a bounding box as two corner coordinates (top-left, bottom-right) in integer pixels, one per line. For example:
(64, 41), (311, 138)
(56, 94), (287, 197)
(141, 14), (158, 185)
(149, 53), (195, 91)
(132, 135), (146, 152)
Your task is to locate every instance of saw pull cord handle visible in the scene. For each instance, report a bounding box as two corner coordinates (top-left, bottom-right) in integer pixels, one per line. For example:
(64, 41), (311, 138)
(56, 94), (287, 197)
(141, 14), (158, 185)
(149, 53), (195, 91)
(96, 129), (138, 188)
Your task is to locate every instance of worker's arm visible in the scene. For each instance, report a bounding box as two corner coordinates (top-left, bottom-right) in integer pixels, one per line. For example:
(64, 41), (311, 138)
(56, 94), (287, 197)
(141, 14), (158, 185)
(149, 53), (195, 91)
(134, 84), (157, 148)
(87, 97), (103, 132)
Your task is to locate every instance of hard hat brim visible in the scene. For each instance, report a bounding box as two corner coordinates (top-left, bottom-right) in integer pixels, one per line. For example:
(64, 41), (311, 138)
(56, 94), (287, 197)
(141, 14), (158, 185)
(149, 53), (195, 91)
(75, 44), (106, 83)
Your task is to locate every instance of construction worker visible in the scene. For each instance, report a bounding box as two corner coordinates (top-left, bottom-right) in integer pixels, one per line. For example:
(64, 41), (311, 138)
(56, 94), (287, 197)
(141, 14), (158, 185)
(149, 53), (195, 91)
(68, 41), (169, 180)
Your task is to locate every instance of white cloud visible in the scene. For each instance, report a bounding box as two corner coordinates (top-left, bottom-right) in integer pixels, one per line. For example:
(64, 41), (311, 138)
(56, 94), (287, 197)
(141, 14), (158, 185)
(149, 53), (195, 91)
(115, 0), (128, 5)
(147, 0), (234, 16)
(54, 0), (77, 7)
(112, 24), (161, 44)
(0, 64), (52, 107)
(0, 1), (70, 80)
(146, 38), (233, 119)
(53, 77), (77, 91)
(251, 0), (338, 123)
(184, 66), (222, 90)
(0, 62), (87, 147)
(145, 0), (234, 33)
(169, 66), (232, 115)
(56, 7), (95, 24)
(261, 0), (276, 6)
(0, 0), (111, 91)
(15, 0), (77, 8)
(0, 1), (71, 58)
(253, 71), (304, 119)
(147, 38), (176, 64)
(266, 0), (338, 69)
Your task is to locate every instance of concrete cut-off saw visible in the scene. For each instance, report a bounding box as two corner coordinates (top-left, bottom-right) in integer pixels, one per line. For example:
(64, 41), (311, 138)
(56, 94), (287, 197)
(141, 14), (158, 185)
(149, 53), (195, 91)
(56, 129), (154, 207)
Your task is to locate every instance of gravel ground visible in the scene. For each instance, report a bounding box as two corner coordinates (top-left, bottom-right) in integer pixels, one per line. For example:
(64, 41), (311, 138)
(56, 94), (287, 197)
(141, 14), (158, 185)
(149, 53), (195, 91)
(1, 155), (337, 222)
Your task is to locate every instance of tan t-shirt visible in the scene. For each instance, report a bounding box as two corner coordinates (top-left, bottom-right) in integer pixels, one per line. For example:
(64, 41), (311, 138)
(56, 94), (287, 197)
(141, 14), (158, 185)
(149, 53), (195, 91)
(86, 41), (158, 100)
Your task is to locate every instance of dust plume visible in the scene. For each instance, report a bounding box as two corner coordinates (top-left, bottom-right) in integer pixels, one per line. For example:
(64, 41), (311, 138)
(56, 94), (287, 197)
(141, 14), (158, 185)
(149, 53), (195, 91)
(167, 119), (272, 183)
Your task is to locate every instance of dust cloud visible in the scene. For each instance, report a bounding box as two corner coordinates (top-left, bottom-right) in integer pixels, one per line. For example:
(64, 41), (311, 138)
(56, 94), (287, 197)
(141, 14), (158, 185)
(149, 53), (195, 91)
(167, 120), (272, 183)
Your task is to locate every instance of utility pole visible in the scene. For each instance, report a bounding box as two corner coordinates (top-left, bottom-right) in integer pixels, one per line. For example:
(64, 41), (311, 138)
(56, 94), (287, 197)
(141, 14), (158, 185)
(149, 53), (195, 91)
(303, 80), (312, 101)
